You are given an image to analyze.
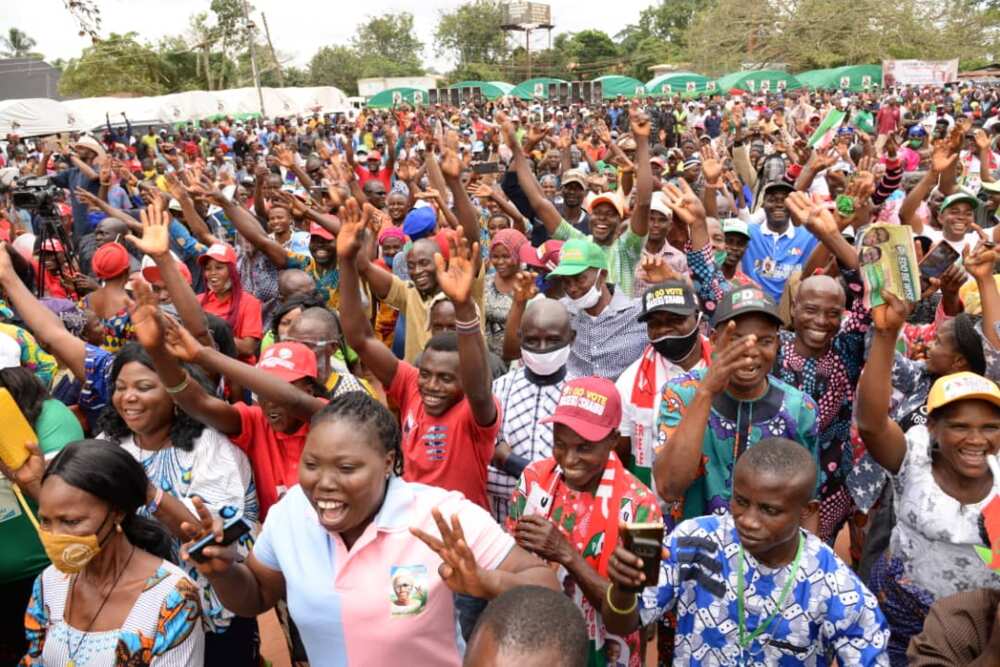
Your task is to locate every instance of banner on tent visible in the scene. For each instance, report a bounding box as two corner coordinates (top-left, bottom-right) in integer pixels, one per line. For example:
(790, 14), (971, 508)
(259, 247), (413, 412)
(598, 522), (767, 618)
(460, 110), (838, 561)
(882, 60), (959, 87)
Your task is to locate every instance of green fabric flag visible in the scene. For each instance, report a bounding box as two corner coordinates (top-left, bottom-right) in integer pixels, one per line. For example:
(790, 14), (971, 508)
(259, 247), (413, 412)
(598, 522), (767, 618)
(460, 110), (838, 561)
(852, 109), (875, 135)
(807, 108), (847, 147)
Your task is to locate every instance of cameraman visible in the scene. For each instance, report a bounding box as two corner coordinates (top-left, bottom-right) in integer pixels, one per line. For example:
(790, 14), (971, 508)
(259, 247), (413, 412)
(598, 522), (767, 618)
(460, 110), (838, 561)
(36, 135), (103, 238)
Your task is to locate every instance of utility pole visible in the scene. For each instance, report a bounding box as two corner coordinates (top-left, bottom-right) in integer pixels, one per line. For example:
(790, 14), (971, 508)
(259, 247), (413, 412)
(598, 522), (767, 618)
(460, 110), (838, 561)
(261, 12), (283, 87)
(240, 0), (266, 117)
(526, 28), (532, 80)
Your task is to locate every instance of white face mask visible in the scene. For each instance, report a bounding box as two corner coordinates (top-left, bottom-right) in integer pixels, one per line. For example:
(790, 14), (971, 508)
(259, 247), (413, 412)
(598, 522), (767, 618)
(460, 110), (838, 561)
(566, 281), (601, 312)
(521, 344), (571, 376)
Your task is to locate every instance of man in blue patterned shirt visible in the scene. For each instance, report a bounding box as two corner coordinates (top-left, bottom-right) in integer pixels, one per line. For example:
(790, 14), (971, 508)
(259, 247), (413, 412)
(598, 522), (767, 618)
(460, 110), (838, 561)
(602, 438), (890, 666)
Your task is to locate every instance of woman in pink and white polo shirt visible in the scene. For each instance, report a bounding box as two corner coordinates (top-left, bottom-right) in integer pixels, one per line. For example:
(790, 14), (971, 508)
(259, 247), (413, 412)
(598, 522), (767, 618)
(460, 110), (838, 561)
(181, 391), (557, 666)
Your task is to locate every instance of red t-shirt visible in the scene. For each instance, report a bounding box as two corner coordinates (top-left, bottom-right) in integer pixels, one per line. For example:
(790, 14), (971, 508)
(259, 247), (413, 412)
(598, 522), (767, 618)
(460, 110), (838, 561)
(876, 106), (900, 134)
(387, 361), (500, 509)
(354, 164), (391, 190)
(199, 290), (263, 362)
(229, 402), (310, 520)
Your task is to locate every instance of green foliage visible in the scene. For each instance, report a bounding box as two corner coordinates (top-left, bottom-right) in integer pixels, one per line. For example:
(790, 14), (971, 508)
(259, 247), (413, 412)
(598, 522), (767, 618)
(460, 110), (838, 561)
(308, 46), (363, 95)
(1, 28), (39, 58)
(683, 0), (1000, 75)
(353, 13), (423, 74)
(435, 0), (510, 78)
(59, 32), (168, 97)
(556, 30), (620, 79)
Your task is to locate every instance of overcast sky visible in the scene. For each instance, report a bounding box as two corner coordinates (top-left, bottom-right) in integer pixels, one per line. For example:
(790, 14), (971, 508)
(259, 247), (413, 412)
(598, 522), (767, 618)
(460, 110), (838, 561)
(5, 0), (653, 73)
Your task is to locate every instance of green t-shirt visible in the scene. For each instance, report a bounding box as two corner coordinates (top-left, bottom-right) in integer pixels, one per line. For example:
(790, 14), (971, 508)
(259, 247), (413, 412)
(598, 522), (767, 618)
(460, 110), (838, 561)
(0, 399), (83, 584)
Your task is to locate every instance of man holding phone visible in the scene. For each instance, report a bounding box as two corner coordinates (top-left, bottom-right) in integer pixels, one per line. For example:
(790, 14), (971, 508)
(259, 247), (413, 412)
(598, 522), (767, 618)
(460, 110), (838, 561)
(601, 438), (889, 666)
(506, 376), (662, 667)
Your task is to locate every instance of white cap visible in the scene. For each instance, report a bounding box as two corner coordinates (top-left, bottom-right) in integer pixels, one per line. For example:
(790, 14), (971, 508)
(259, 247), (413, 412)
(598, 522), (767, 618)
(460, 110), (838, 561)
(0, 333), (21, 370)
(650, 192), (673, 219)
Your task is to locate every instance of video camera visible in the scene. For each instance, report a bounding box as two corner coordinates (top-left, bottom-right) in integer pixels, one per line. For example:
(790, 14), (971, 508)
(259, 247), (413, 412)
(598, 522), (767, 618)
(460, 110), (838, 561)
(11, 176), (61, 210)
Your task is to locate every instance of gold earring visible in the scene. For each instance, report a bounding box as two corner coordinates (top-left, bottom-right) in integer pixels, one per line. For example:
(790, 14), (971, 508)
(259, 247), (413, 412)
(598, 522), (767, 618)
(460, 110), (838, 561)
(116, 523), (122, 533)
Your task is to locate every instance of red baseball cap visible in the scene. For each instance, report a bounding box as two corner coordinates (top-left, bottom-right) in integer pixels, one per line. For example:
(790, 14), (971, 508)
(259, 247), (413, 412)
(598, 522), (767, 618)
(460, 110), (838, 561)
(366, 150), (382, 162)
(40, 238), (64, 254)
(309, 222), (334, 240)
(256, 342), (318, 382)
(540, 377), (622, 441)
(197, 242), (237, 267)
(140, 252), (192, 285)
(518, 240), (564, 272)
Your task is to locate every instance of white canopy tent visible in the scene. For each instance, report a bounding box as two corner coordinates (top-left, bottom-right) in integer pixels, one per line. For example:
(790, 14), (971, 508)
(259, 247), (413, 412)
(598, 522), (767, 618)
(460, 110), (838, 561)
(282, 86), (349, 115)
(2, 86), (350, 136)
(0, 98), (79, 137)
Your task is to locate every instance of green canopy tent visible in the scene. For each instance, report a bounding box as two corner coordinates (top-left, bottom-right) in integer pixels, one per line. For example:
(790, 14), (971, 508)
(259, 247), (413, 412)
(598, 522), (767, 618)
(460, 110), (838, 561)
(800, 65), (882, 93)
(366, 87), (429, 109)
(594, 75), (646, 99)
(716, 70), (804, 95)
(448, 80), (515, 100)
(510, 77), (569, 100)
(644, 72), (717, 98)
(795, 68), (835, 90)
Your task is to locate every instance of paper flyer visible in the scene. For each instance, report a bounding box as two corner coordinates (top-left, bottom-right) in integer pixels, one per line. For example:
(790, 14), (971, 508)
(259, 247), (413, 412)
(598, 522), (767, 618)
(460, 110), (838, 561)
(858, 224), (922, 309)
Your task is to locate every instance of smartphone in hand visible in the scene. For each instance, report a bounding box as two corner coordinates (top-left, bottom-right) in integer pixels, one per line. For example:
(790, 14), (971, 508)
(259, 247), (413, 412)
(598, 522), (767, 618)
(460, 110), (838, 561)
(186, 516), (253, 563)
(620, 522), (665, 592)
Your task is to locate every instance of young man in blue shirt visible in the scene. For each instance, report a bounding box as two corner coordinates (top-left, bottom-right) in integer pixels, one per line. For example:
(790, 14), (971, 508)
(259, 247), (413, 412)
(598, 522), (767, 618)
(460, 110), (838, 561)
(741, 181), (819, 301)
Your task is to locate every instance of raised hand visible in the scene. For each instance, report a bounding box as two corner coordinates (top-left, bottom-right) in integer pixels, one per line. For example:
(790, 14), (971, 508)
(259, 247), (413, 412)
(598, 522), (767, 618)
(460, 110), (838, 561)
(396, 160), (418, 182)
(512, 270), (539, 303)
(963, 239), (999, 282)
(662, 180), (706, 227)
(126, 199), (171, 257)
(163, 171), (188, 202)
(74, 186), (103, 209)
(434, 232), (478, 306)
(473, 182), (495, 199)
(525, 123), (548, 150)
(700, 145), (722, 186)
(439, 149), (462, 180)
(871, 290), (911, 332)
(274, 144), (296, 169)
(129, 280), (163, 350)
(637, 254), (681, 285)
(931, 139), (959, 174)
(630, 109), (651, 138)
(975, 128), (993, 153)
(410, 508), (497, 599)
(336, 198), (367, 261)
(785, 190), (814, 228)
(162, 316), (204, 363)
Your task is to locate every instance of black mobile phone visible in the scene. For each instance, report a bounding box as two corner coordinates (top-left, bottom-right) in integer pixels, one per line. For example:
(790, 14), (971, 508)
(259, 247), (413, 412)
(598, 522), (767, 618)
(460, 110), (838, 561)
(620, 522), (664, 592)
(919, 241), (960, 289)
(186, 516), (253, 563)
(471, 162), (501, 175)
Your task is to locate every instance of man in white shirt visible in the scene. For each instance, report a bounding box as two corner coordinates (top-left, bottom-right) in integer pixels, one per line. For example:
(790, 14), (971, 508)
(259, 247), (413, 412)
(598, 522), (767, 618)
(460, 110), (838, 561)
(615, 280), (711, 493)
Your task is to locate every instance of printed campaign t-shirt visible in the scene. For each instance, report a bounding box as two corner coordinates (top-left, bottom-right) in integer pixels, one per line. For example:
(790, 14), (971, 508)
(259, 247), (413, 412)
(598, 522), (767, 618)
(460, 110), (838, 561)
(740, 222), (819, 300)
(387, 361), (501, 509)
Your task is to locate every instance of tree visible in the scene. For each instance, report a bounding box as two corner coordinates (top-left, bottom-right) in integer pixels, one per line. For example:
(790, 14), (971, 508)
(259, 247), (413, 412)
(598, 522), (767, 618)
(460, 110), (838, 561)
(556, 30), (620, 79)
(59, 32), (168, 97)
(635, 0), (705, 49)
(353, 13), (423, 74)
(435, 0), (510, 79)
(682, 0), (1000, 75)
(1, 28), (38, 58)
(309, 46), (363, 95)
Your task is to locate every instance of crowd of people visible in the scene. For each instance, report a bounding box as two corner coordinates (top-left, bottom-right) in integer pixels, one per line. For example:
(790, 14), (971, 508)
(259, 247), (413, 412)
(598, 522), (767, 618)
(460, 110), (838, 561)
(0, 80), (999, 666)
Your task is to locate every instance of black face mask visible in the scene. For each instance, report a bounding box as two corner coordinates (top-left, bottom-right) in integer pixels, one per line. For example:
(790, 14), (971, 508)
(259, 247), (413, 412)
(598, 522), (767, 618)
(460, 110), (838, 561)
(650, 317), (701, 362)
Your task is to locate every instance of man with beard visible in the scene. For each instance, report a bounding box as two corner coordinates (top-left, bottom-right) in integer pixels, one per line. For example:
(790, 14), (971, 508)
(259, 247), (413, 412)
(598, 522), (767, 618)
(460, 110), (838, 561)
(740, 181), (820, 301)
(615, 280), (712, 489)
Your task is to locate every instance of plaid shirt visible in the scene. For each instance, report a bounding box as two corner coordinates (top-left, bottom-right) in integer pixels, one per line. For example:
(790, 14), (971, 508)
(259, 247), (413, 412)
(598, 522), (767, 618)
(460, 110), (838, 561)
(566, 286), (647, 380)
(487, 367), (566, 522)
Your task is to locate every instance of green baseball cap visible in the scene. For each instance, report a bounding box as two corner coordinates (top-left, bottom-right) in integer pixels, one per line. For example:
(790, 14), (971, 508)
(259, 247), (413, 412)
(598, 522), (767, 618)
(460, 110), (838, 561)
(940, 191), (980, 212)
(548, 238), (608, 277)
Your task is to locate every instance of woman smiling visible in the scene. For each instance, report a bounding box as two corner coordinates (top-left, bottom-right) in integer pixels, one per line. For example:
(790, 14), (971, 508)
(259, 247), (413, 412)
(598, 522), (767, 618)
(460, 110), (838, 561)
(182, 392), (557, 666)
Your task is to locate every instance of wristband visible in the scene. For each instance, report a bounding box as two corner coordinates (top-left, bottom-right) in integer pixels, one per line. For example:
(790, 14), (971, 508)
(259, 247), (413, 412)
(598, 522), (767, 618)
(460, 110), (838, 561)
(835, 194), (855, 217)
(605, 583), (638, 616)
(164, 372), (190, 395)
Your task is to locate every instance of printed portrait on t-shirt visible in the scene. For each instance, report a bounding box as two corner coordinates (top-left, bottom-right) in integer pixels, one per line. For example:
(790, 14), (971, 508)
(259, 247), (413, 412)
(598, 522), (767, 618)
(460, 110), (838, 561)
(389, 564), (429, 617)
